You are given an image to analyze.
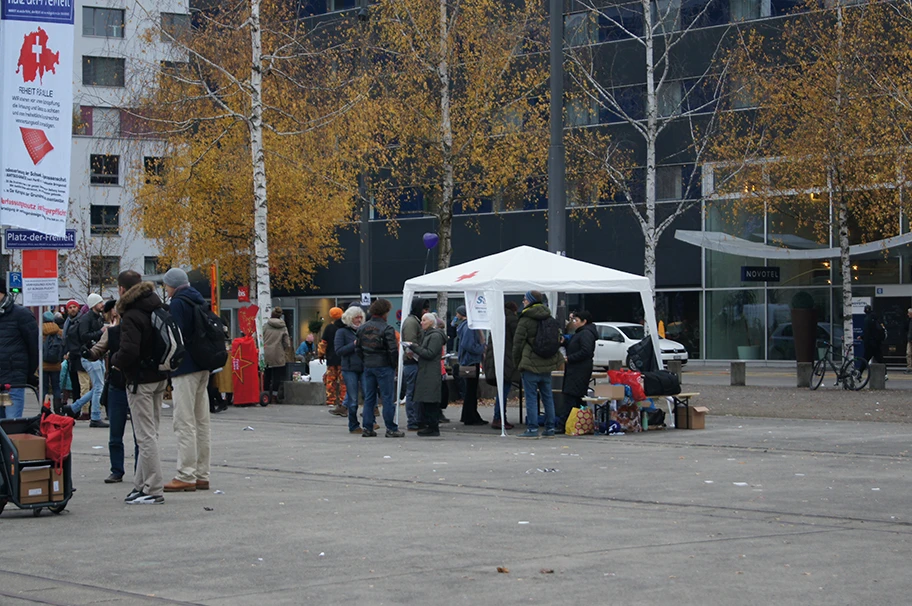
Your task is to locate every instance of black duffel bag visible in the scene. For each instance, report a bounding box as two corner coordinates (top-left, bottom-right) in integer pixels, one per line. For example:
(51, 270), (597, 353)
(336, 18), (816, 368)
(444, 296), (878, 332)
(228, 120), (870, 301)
(642, 370), (681, 396)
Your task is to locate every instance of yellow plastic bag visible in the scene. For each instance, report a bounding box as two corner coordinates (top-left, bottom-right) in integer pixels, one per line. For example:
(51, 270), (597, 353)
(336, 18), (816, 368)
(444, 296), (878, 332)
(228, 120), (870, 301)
(565, 406), (595, 436)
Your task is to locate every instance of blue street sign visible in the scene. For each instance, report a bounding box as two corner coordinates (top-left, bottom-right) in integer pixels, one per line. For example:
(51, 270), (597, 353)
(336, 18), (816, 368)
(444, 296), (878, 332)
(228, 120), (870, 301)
(4, 229), (76, 249)
(7, 272), (22, 293)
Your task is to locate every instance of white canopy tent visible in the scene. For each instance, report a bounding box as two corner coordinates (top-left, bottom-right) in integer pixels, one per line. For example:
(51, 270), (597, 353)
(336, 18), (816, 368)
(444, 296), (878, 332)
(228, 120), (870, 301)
(398, 246), (663, 436)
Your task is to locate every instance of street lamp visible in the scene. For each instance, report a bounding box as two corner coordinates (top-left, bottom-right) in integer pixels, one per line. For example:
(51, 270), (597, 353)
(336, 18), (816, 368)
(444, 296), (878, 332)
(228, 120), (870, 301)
(358, 0), (371, 300)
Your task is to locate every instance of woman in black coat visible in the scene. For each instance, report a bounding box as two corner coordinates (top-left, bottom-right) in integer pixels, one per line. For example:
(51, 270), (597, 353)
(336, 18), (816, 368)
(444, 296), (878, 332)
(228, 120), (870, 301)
(560, 310), (597, 427)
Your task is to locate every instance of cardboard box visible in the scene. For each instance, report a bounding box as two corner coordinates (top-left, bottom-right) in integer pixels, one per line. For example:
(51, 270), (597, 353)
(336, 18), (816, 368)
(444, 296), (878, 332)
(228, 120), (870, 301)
(686, 406), (709, 430)
(50, 467), (64, 501)
(674, 406), (689, 429)
(593, 383), (626, 400)
(20, 466), (50, 504)
(9, 433), (46, 461)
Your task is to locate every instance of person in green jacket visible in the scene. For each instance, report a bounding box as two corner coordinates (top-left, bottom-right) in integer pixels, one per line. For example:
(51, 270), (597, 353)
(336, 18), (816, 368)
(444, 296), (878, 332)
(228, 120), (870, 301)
(512, 290), (564, 438)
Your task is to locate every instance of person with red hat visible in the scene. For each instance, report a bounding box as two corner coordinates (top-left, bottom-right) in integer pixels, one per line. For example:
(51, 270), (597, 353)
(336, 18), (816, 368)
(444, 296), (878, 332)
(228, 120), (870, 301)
(61, 298), (84, 406)
(320, 307), (347, 414)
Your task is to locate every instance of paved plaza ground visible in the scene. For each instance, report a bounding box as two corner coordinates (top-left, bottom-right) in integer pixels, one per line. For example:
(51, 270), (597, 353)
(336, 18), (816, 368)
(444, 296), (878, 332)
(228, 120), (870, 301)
(1, 365), (910, 605)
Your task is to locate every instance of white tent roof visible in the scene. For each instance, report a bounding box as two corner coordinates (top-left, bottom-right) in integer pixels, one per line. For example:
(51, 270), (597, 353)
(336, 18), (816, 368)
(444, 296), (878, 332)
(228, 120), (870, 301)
(403, 245), (654, 294)
(399, 246), (663, 436)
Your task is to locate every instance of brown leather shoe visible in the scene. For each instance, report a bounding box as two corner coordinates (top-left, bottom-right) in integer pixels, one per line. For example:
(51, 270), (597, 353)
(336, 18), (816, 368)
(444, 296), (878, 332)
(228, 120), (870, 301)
(195, 480), (210, 490)
(164, 479), (197, 492)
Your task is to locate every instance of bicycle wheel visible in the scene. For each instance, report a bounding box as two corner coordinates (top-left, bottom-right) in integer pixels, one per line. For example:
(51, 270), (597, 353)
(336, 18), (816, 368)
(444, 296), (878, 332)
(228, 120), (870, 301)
(847, 358), (870, 391)
(810, 358), (826, 390)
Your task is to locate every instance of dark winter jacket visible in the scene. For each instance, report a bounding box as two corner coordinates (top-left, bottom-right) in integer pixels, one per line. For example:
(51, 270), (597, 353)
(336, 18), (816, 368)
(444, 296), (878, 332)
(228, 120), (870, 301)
(907, 316), (912, 343)
(76, 309), (105, 349)
(863, 311), (884, 346)
(400, 314), (422, 366)
(168, 285), (208, 377)
(455, 317), (484, 366)
(334, 324), (363, 373)
(482, 309), (519, 386)
(408, 327), (446, 404)
(356, 315), (398, 369)
(112, 281), (169, 386)
(86, 325), (125, 390)
(561, 323), (598, 398)
(0, 295), (38, 385)
(513, 303), (564, 374)
(64, 310), (85, 372)
(321, 319), (344, 367)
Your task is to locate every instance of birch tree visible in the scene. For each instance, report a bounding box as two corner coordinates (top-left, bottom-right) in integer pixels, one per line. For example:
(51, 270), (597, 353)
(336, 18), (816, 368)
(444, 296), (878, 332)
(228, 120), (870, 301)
(129, 1), (372, 340)
(564, 0), (736, 296)
(369, 0), (548, 311)
(710, 1), (903, 345)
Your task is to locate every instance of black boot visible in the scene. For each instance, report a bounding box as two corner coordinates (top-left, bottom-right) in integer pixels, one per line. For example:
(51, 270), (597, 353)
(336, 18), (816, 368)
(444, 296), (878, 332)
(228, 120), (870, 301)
(418, 403), (440, 437)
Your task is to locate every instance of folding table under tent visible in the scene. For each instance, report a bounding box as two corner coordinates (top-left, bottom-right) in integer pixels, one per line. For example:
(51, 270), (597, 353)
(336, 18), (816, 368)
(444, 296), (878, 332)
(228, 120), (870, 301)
(398, 245), (664, 436)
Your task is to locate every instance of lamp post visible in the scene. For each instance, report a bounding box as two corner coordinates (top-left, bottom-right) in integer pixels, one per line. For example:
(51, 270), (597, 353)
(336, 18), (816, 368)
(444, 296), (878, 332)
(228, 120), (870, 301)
(357, 1), (371, 300)
(548, 0), (567, 322)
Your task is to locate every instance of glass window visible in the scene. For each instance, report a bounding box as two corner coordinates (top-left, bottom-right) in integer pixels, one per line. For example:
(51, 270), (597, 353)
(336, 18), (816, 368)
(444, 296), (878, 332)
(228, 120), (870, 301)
(652, 0), (681, 32)
(83, 7), (124, 37)
(730, 0), (771, 20)
(89, 154), (119, 185)
(82, 56), (125, 87)
(144, 256), (160, 275)
(603, 86), (645, 123)
(599, 3), (644, 41)
(706, 289), (765, 359)
(90, 256), (120, 290)
(657, 166), (682, 200)
(144, 156), (165, 184)
(567, 96), (598, 127)
(160, 13), (190, 42)
(658, 82), (682, 118)
(705, 201), (767, 288)
(565, 11), (596, 47)
(327, 0), (357, 11)
(92, 107), (120, 137)
(767, 288), (832, 360)
(90, 205), (119, 235)
(597, 325), (623, 341)
(656, 290), (701, 359)
(617, 325), (645, 340)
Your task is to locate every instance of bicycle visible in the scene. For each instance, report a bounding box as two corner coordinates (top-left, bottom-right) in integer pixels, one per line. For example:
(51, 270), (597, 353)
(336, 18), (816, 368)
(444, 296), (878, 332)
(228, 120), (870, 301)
(810, 341), (870, 391)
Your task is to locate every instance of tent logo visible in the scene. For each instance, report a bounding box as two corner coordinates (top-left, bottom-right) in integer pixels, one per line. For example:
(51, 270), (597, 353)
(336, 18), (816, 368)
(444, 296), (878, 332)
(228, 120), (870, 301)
(455, 271), (478, 282)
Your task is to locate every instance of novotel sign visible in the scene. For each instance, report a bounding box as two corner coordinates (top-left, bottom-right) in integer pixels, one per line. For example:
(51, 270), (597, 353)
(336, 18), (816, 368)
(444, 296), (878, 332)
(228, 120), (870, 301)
(5, 229), (76, 249)
(741, 266), (780, 282)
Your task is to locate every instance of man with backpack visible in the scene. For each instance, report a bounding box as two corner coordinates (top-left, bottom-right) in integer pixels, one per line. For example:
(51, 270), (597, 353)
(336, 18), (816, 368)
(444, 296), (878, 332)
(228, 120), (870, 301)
(111, 270), (170, 504)
(161, 267), (220, 493)
(512, 290), (564, 438)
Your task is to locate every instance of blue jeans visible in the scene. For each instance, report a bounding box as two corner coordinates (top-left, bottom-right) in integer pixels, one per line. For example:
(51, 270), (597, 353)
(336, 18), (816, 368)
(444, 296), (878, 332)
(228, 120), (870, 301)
(0, 388), (25, 419)
(107, 385), (137, 478)
(522, 372), (555, 432)
(362, 366), (398, 432)
(72, 357), (105, 421)
(402, 363), (420, 428)
(342, 370), (363, 432)
(492, 382), (512, 421)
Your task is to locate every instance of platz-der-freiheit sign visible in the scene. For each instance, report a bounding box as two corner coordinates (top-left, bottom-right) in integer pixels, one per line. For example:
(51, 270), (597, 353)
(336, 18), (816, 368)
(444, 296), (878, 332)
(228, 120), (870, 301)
(741, 266), (780, 282)
(5, 228), (75, 249)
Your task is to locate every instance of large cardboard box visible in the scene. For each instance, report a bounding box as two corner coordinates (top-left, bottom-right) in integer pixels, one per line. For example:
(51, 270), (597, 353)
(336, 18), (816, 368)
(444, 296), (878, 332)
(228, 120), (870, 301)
(20, 467), (50, 504)
(686, 406), (709, 430)
(593, 383), (626, 400)
(50, 467), (64, 501)
(9, 433), (46, 461)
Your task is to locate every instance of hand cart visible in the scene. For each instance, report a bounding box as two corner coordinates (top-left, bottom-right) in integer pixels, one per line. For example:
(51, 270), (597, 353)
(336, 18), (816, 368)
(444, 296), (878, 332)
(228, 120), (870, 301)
(0, 388), (74, 516)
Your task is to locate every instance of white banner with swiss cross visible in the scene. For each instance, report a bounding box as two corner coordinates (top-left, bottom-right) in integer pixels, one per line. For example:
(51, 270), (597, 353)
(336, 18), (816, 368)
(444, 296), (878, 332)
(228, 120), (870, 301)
(0, 0), (73, 236)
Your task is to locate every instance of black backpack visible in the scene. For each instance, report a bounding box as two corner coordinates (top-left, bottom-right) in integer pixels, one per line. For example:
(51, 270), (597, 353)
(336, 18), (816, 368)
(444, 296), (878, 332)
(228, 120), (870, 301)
(187, 301), (229, 371)
(143, 307), (185, 372)
(532, 316), (562, 358)
(44, 333), (65, 364)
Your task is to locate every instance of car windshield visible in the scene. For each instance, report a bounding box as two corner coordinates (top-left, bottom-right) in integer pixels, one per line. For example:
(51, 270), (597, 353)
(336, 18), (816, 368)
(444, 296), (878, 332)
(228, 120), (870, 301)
(618, 325), (645, 340)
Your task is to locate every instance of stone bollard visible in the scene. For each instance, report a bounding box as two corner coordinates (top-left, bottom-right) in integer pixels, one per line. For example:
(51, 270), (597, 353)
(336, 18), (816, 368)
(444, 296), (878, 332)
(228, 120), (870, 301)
(667, 360), (683, 384)
(796, 362), (813, 388)
(869, 363), (887, 390)
(608, 360), (622, 371)
(730, 361), (746, 386)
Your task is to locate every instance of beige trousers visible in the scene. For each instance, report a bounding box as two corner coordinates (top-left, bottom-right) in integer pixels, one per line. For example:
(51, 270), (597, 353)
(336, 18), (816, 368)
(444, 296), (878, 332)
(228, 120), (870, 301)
(172, 370), (211, 483)
(129, 380), (167, 497)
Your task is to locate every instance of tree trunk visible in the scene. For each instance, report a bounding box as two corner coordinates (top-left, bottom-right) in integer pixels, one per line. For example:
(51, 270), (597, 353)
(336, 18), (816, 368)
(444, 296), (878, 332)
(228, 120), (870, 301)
(642, 0), (658, 303)
(436, 0), (454, 314)
(249, 0), (272, 349)
(837, 194), (853, 351)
